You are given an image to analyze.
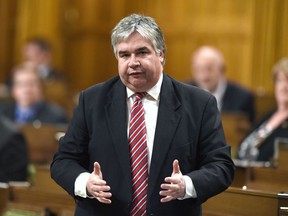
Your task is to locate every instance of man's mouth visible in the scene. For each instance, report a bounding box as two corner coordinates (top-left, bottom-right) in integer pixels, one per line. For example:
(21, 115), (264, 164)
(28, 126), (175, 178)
(129, 71), (144, 76)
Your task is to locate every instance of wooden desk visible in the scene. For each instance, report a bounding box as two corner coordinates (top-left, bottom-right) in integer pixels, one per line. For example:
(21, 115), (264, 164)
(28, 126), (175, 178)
(221, 113), (251, 158)
(0, 183), (9, 214)
(5, 165), (75, 215)
(9, 186), (75, 215)
(232, 158), (288, 193)
(33, 165), (68, 194)
(246, 167), (288, 193)
(2, 202), (46, 216)
(274, 138), (288, 170)
(202, 187), (288, 216)
(20, 124), (67, 164)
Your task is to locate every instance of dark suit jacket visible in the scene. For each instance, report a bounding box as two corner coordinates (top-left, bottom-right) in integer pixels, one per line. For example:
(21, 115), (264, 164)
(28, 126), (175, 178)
(222, 82), (255, 123)
(0, 101), (68, 125)
(43, 67), (67, 82)
(0, 116), (28, 182)
(51, 74), (234, 216)
(188, 81), (255, 123)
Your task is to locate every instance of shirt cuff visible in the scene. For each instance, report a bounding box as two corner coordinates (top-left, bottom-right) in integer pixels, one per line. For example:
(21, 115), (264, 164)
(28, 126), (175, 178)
(178, 175), (197, 200)
(74, 172), (93, 198)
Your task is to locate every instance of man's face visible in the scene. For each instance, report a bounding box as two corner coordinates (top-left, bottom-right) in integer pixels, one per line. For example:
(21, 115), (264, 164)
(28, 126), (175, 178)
(12, 70), (43, 108)
(192, 54), (224, 93)
(116, 32), (164, 92)
(23, 43), (50, 65)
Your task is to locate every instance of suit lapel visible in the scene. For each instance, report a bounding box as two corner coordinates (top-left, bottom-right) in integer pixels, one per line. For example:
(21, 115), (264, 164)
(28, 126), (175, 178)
(148, 75), (181, 197)
(104, 80), (132, 186)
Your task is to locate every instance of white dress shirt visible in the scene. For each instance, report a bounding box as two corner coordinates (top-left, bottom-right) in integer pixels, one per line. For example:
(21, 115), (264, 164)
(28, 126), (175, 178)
(74, 73), (196, 199)
(211, 78), (227, 111)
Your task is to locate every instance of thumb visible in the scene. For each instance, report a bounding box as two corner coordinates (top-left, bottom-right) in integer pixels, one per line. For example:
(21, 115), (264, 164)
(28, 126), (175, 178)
(172, 159), (181, 175)
(93, 162), (103, 179)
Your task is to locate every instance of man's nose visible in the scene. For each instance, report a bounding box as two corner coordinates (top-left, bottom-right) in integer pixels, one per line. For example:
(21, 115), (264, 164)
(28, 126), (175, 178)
(128, 55), (140, 67)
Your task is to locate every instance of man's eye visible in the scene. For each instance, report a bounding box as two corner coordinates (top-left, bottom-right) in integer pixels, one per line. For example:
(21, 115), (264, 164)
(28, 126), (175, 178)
(119, 53), (129, 58)
(139, 50), (148, 55)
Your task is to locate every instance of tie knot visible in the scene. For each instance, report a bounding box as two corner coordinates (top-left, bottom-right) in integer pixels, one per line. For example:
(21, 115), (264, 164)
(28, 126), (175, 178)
(134, 92), (146, 101)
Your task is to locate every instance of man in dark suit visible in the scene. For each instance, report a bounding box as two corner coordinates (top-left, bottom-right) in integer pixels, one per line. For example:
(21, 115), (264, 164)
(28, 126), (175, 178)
(0, 63), (68, 125)
(0, 116), (28, 182)
(51, 14), (234, 216)
(190, 46), (255, 123)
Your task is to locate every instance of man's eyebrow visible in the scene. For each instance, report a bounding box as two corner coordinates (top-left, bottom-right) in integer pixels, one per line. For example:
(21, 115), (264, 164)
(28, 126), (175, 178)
(136, 47), (149, 52)
(118, 46), (150, 55)
(118, 50), (128, 55)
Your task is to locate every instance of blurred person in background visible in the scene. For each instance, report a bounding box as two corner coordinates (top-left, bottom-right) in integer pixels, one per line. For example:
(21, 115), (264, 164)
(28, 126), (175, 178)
(190, 46), (255, 123)
(22, 37), (64, 81)
(0, 115), (28, 182)
(22, 37), (72, 116)
(238, 57), (288, 162)
(0, 62), (68, 125)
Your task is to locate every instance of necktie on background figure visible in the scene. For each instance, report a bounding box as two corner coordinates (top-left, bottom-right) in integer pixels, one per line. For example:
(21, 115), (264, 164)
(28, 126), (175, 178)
(129, 92), (148, 216)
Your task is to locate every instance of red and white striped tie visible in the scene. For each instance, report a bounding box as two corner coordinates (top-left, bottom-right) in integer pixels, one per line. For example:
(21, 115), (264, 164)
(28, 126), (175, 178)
(129, 92), (148, 216)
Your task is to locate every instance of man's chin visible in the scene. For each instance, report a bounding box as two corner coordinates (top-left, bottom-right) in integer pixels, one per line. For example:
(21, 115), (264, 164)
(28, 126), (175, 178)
(127, 82), (149, 92)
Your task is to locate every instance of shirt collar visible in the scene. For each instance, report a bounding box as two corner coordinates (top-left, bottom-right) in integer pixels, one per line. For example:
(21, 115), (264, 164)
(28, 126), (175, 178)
(212, 78), (227, 98)
(16, 101), (43, 113)
(211, 78), (227, 110)
(126, 73), (163, 101)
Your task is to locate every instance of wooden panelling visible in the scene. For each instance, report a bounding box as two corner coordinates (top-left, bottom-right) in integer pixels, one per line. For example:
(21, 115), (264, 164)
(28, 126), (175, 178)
(276, 0), (288, 59)
(13, 0), (65, 70)
(61, 0), (123, 90)
(0, 0), (17, 82)
(0, 0), (288, 98)
(58, 0), (288, 93)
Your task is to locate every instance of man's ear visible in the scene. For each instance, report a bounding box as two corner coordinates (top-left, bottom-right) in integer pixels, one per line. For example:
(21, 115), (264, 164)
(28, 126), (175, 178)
(159, 51), (164, 63)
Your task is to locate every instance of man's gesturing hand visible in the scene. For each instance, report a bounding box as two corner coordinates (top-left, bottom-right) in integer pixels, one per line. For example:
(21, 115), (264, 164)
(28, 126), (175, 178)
(86, 162), (112, 204)
(159, 159), (186, 202)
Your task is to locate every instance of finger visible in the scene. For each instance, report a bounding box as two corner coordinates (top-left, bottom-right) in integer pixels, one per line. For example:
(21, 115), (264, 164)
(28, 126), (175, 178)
(92, 185), (111, 192)
(159, 189), (174, 197)
(160, 196), (173, 203)
(161, 183), (178, 190)
(160, 186), (180, 196)
(172, 159), (180, 175)
(164, 177), (180, 184)
(94, 162), (103, 179)
(96, 191), (112, 199)
(97, 197), (112, 204)
(90, 177), (107, 185)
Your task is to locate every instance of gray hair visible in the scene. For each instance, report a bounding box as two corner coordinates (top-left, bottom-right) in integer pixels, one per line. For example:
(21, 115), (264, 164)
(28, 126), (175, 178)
(111, 14), (167, 64)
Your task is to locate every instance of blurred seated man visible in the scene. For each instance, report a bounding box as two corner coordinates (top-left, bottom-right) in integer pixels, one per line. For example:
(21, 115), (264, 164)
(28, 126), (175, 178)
(22, 37), (72, 111)
(22, 37), (64, 81)
(0, 116), (28, 182)
(238, 57), (288, 162)
(190, 46), (255, 123)
(0, 63), (68, 125)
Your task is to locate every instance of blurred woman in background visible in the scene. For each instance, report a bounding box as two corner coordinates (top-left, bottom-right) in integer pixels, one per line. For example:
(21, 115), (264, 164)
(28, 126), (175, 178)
(238, 57), (288, 162)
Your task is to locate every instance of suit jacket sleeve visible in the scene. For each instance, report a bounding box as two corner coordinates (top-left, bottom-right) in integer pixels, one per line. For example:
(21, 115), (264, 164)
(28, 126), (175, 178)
(188, 95), (235, 203)
(50, 91), (90, 196)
